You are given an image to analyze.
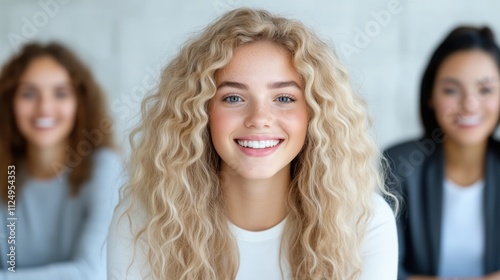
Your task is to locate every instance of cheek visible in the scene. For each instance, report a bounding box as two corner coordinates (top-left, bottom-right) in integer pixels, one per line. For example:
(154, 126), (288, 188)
(13, 98), (33, 124)
(209, 108), (234, 142)
(279, 109), (308, 138)
(486, 93), (500, 110)
(485, 98), (500, 119)
(433, 98), (457, 122)
(60, 99), (78, 122)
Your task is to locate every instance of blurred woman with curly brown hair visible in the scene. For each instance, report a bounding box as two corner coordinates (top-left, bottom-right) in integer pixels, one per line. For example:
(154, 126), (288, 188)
(0, 42), (124, 280)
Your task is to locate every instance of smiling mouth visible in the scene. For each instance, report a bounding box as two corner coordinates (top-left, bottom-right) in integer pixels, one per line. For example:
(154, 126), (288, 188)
(34, 117), (57, 128)
(456, 115), (482, 126)
(235, 139), (281, 149)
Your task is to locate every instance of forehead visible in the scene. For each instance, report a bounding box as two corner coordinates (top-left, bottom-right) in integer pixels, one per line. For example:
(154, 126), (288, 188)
(437, 50), (500, 81)
(20, 56), (70, 83)
(215, 41), (301, 86)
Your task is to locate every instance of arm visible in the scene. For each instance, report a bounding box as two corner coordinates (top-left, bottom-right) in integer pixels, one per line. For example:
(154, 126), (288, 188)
(359, 194), (398, 280)
(5, 149), (124, 280)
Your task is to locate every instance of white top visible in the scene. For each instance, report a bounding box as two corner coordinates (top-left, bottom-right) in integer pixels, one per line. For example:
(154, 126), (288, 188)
(438, 179), (485, 277)
(0, 149), (124, 280)
(230, 217), (291, 280)
(107, 194), (398, 280)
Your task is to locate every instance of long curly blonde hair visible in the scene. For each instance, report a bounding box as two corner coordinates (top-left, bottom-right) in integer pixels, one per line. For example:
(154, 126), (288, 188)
(122, 8), (392, 279)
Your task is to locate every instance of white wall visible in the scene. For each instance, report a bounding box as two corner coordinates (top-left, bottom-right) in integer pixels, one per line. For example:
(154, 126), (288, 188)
(1, 0), (499, 152)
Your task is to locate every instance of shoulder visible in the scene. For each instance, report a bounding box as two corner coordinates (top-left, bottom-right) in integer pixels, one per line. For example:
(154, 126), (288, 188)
(108, 194), (146, 245)
(90, 148), (123, 169)
(383, 138), (443, 182)
(384, 139), (423, 160)
(87, 148), (126, 186)
(83, 148), (126, 205)
(107, 194), (151, 279)
(384, 137), (444, 160)
(369, 193), (396, 229)
(359, 194), (398, 279)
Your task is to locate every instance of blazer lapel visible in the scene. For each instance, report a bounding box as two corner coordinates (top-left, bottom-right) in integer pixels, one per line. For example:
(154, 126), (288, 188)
(483, 141), (500, 273)
(424, 144), (444, 275)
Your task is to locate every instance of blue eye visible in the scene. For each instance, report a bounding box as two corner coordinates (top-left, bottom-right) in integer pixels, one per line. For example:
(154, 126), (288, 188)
(223, 95), (242, 103)
(276, 95), (295, 103)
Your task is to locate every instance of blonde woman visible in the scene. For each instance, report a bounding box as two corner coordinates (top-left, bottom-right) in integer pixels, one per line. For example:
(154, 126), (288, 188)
(107, 8), (397, 280)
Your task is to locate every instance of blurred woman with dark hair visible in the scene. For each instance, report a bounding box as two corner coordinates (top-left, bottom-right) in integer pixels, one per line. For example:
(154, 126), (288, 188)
(0, 42), (123, 279)
(385, 26), (500, 280)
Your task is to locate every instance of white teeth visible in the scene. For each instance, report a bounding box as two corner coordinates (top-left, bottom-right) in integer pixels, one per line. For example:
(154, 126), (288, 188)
(237, 140), (280, 149)
(34, 118), (56, 128)
(457, 116), (482, 126)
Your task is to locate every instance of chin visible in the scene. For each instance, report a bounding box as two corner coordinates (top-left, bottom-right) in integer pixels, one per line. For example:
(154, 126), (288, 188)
(29, 138), (66, 149)
(238, 170), (279, 181)
(450, 137), (489, 147)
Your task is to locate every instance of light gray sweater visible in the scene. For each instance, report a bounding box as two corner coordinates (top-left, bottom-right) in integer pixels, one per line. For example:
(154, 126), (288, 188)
(0, 148), (124, 280)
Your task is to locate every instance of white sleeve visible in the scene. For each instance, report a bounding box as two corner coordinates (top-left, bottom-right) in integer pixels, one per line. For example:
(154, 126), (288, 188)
(359, 194), (398, 280)
(107, 194), (152, 280)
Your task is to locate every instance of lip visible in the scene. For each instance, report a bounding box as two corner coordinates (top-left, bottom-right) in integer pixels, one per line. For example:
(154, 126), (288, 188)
(234, 135), (283, 141)
(234, 138), (283, 157)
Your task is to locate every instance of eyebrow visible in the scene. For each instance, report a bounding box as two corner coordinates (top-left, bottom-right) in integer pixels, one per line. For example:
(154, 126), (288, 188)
(217, 81), (248, 90)
(437, 77), (461, 85)
(477, 77), (499, 85)
(438, 77), (499, 86)
(18, 82), (72, 89)
(217, 80), (301, 90)
(268, 81), (302, 89)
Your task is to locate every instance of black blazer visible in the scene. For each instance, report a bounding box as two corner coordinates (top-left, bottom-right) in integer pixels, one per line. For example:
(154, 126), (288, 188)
(384, 138), (500, 279)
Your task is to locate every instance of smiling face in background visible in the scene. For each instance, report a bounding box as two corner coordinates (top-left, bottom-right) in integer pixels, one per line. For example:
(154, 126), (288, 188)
(209, 40), (308, 181)
(14, 56), (77, 150)
(432, 50), (500, 148)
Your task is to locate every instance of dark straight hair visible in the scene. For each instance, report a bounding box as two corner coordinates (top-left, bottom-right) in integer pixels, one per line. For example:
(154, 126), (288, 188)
(419, 26), (500, 137)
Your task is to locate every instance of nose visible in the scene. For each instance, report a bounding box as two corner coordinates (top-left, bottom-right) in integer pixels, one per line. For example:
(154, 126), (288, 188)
(244, 101), (274, 128)
(461, 92), (479, 112)
(37, 91), (54, 114)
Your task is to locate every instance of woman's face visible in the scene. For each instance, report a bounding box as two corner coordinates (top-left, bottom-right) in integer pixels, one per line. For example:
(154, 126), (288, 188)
(13, 56), (77, 150)
(209, 41), (308, 180)
(431, 50), (500, 147)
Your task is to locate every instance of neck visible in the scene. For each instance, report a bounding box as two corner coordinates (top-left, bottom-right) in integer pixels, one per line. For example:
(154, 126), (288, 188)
(26, 143), (67, 179)
(443, 139), (488, 186)
(221, 166), (290, 231)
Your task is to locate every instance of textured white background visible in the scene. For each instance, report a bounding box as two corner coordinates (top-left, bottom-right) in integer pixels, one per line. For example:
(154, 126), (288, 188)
(1, 0), (500, 153)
